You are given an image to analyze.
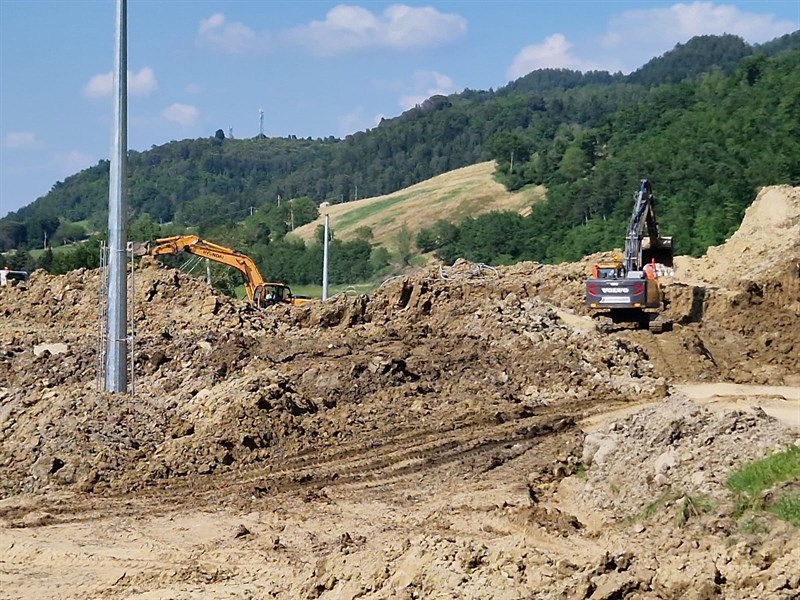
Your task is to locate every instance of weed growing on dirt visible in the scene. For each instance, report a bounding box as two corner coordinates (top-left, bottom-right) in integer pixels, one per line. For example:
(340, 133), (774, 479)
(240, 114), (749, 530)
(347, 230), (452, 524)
(726, 446), (800, 526)
(726, 446), (800, 496)
(627, 489), (679, 524)
(769, 491), (800, 526)
(674, 494), (714, 527)
(736, 516), (771, 536)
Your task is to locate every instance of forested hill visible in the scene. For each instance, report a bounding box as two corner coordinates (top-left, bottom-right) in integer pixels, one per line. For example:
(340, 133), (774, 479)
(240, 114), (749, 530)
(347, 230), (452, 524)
(1, 33), (798, 270)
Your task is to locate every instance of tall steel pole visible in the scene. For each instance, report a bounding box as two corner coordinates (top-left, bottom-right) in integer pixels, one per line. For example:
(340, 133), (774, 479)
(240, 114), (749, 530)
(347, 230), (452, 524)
(321, 202), (330, 300)
(104, 0), (128, 392)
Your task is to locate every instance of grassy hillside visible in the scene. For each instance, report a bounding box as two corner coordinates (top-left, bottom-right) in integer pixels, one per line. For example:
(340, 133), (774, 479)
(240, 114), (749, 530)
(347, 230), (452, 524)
(291, 161), (544, 251)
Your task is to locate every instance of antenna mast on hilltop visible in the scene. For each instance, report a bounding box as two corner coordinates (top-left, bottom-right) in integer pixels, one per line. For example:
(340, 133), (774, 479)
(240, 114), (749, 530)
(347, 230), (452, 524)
(259, 108), (264, 137)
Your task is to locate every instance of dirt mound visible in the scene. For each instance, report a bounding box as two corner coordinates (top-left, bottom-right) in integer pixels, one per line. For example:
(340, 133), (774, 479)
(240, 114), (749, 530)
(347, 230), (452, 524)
(1, 186), (799, 599)
(675, 185), (800, 288)
(1, 260), (667, 496)
(580, 396), (797, 518)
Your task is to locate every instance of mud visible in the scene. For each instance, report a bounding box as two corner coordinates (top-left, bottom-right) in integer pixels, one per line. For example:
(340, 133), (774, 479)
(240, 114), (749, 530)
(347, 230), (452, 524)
(0, 185), (798, 599)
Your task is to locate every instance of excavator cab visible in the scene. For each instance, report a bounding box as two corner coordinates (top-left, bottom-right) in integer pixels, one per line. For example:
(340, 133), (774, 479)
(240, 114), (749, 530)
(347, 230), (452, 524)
(252, 283), (314, 308)
(253, 283), (290, 308)
(592, 252), (627, 280)
(592, 259), (625, 280)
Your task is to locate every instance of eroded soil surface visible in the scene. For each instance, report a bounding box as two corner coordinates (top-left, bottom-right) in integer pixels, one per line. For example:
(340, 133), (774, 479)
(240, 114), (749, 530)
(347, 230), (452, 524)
(1, 185), (798, 599)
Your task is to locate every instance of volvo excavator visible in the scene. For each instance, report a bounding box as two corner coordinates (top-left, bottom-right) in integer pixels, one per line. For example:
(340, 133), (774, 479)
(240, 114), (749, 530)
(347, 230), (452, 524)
(147, 235), (313, 308)
(585, 179), (673, 333)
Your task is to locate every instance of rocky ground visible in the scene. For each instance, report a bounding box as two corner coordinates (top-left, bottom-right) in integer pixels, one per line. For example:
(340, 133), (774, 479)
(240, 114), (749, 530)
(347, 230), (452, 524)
(0, 185), (798, 599)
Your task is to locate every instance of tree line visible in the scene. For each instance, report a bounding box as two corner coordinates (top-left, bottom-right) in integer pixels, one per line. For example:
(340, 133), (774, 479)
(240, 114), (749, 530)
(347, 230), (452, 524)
(419, 48), (800, 264)
(2, 33), (798, 286)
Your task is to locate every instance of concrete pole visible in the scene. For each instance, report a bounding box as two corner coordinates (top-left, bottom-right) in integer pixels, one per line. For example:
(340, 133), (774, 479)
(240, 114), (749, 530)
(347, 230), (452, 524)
(321, 202), (330, 300)
(104, 0), (128, 393)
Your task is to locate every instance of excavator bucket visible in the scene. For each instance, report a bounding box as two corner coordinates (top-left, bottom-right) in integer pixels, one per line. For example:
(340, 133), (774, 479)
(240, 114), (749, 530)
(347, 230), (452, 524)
(642, 236), (673, 268)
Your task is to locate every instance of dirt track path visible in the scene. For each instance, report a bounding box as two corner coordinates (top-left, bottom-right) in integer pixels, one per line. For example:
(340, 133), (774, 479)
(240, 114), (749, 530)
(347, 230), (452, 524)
(676, 383), (800, 430)
(0, 410), (590, 599)
(2, 381), (798, 599)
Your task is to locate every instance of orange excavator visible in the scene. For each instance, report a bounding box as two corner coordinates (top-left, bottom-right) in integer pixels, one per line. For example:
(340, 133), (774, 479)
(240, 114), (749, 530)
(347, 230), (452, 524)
(148, 235), (313, 308)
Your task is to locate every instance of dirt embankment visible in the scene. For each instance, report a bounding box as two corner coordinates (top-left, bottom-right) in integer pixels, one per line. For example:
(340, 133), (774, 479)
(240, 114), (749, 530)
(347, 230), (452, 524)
(0, 185), (798, 599)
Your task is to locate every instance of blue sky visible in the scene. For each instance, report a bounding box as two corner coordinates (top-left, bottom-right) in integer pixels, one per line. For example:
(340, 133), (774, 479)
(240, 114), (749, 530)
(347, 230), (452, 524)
(1, 1), (798, 218)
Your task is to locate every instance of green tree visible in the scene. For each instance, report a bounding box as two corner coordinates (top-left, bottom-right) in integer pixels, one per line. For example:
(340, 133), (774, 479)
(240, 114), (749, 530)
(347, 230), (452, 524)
(394, 225), (415, 266)
(37, 247), (54, 272)
(52, 221), (89, 245)
(128, 214), (160, 242)
(353, 226), (374, 242)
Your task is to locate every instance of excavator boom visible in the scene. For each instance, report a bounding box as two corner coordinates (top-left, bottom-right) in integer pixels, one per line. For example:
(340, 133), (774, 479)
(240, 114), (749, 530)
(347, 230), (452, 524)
(150, 235), (264, 302)
(148, 235), (312, 308)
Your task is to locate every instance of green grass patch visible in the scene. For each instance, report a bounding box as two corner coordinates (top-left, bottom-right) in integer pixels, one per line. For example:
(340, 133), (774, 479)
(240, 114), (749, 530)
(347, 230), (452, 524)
(736, 515), (771, 535)
(290, 282), (377, 298)
(769, 491), (800, 526)
(234, 281), (377, 301)
(640, 489), (679, 520)
(726, 446), (800, 526)
(29, 244), (79, 259)
(726, 446), (800, 497)
(674, 494), (714, 527)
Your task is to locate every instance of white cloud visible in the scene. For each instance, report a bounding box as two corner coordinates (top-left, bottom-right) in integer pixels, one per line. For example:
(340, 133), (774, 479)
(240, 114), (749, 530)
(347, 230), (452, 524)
(338, 106), (385, 136)
(185, 83), (202, 95)
(50, 150), (93, 177)
(199, 13), (225, 34)
(605, 2), (797, 48)
(285, 4), (467, 56)
(602, 1), (797, 71)
(507, 34), (586, 80)
(398, 70), (456, 110)
(82, 67), (158, 98)
(198, 12), (269, 54)
(163, 103), (199, 127)
(506, 2), (798, 79)
(4, 132), (42, 150)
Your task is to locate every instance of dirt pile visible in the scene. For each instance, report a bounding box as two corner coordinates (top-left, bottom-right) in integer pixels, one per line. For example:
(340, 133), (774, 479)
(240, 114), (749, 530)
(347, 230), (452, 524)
(675, 185), (800, 288)
(581, 396), (798, 518)
(0, 185), (798, 599)
(655, 186), (800, 385)
(1, 258), (666, 496)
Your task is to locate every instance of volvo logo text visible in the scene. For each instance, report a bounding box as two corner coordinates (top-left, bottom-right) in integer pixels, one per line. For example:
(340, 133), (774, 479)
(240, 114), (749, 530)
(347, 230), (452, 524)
(602, 288), (630, 293)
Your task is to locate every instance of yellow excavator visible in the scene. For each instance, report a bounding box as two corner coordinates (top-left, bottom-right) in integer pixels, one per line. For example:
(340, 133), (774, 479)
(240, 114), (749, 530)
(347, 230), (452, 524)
(147, 235), (313, 308)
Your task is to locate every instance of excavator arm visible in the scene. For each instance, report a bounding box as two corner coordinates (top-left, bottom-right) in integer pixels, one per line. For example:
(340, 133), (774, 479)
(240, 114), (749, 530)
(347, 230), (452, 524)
(149, 235), (265, 302)
(623, 180), (673, 272)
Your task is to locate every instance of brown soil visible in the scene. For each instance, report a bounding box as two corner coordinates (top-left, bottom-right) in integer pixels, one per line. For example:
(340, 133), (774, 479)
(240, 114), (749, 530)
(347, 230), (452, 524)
(1, 185), (799, 599)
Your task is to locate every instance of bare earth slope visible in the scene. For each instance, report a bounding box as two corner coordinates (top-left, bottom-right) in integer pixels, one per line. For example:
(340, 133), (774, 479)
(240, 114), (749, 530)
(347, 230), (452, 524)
(0, 186), (798, 599)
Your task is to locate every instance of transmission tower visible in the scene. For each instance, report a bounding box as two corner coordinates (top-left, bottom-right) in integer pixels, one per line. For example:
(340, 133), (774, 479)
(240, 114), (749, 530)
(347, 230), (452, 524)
(259, 108), (264, 137)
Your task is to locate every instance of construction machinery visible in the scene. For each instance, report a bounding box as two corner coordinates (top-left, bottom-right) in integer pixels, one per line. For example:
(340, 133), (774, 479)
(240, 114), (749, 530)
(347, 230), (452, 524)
(148, 235), (313, 308)
(585, 179), (673, 332)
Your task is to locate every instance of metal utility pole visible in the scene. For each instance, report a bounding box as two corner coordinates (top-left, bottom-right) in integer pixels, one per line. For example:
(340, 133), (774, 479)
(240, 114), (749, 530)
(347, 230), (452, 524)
(104, 0), (128, 393)
(321, 202), (330, 300)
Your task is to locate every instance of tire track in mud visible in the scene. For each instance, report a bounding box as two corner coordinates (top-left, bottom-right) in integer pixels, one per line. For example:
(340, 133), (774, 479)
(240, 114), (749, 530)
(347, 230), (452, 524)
(2, 411), (580, 526)
(245, 412), (576, 495)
